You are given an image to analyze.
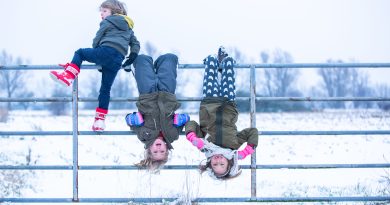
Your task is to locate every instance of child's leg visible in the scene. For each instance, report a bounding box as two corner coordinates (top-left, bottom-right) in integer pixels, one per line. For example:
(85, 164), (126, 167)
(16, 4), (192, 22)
(98, 67), (119, 110)
(202, 55), (220, 97)
(71, 48), (99, 68)
(133, 54), (157, 95)
(220, 57), (236, 101)
(155, 53), (178, 94)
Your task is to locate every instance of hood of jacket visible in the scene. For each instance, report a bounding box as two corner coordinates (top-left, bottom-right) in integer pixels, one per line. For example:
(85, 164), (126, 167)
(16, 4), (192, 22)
(202, 138), (240, 179)
(105, 14), (134, 30)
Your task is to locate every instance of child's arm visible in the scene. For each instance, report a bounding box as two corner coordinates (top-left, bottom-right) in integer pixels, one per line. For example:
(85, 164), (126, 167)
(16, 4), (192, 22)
(186, 132), (205, 150)
(237, 128), (259, 147)
(238, 144), (255, 160)
(92, 20), (110, 48)
(122, 35), (140, 70)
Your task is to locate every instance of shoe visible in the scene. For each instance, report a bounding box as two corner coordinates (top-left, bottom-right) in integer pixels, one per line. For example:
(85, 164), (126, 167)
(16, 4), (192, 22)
(92, 108), (108, 132)
(50, 63), (80, 86)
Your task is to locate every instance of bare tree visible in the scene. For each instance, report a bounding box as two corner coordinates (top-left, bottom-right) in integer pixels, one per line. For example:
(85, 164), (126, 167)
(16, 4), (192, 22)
(0, 50), (28, 110)
(377, 84), (390, 111)
(110, 71), (137, 110)
(262, 49), (299, 97)
(144, 41), (159, 59)
(351, 69), (374, 108)
(48, 86), (71, 116)
(318, 59), (362, 108)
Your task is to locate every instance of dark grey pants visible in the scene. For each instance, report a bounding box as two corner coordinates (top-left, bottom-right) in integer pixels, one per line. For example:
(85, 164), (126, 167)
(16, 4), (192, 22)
(133, 53), (178, 95)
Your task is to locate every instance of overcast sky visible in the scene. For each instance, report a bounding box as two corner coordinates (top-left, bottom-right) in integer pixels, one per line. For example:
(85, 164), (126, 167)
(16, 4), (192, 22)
(1, 0), (389, 84)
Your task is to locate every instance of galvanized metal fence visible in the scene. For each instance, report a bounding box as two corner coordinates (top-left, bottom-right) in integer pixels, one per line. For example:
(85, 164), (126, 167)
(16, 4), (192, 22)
(1, 63), (390, 203)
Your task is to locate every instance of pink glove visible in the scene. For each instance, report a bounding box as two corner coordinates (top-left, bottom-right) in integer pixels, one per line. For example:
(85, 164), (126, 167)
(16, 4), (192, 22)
(186, 132), (204, 150)
(238, 144), (255, 159)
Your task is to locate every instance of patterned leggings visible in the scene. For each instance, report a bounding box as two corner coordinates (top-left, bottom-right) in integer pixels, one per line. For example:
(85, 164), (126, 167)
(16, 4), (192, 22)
(202, 55), (236, 101)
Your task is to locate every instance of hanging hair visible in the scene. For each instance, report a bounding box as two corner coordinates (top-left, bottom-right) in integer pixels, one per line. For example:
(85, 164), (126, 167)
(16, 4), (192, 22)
(199, 158), (241, 180)
(134, 148), (170, 172)
(100, 0), (127, 15)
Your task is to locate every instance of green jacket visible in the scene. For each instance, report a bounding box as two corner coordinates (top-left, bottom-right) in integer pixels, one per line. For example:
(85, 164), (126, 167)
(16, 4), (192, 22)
(92, 14), (140, 56)
(185, 97), (258, 150)
(130, 91), (182, 150)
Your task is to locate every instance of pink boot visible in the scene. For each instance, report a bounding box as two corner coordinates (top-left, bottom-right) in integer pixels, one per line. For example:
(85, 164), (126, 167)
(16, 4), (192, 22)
(50, 63), (80, 86)
(92, 108), (108, 132)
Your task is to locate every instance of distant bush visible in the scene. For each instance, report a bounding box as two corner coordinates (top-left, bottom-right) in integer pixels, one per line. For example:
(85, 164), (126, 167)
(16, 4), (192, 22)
(0, 153), (34, 198)
(378, 102), (390, 111)
(0, 108), (8, 122)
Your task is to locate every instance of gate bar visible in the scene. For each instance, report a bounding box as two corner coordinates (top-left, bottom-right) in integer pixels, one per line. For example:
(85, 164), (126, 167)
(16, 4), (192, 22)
(2, 163), (390, 170)
(1, 130), (389, 136)
(1, 196), (390, 203)
(2, 96), (390, 102)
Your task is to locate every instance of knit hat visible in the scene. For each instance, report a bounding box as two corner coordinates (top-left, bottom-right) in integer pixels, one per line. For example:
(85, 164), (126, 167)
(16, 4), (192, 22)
(202, 137), (241, 179)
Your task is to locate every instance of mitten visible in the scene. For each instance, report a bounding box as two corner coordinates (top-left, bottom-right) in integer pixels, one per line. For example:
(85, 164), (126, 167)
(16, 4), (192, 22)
(186, 132), (204, 150)
(122, 52), (138, 72)
(238, 144), (255, 159)
(173, 113), (190, 127)
(125, 112), (144, 127)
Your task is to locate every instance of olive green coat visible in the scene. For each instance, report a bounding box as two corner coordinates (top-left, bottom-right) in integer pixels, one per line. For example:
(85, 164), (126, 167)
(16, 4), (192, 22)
(130, 91), (183, 149)
(185, 97), (258, 150)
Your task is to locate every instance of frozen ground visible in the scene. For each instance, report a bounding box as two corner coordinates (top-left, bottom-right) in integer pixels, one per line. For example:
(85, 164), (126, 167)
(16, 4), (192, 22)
(0, 109), (390, 205)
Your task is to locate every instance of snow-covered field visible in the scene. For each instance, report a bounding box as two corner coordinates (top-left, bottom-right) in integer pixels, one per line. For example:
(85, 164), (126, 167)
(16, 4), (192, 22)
(1, 109), (390, 204)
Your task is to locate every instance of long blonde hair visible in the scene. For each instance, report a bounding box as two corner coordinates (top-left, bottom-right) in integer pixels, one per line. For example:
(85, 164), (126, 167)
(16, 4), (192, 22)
(100, 0), (127, 15)
(135, 148), (170, 172)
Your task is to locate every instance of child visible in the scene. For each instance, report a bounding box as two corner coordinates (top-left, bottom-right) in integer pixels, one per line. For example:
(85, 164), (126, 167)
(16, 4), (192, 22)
(125, 53), (190, 171)
(185, 46), (259, 180)
(49, 0), (140, 132)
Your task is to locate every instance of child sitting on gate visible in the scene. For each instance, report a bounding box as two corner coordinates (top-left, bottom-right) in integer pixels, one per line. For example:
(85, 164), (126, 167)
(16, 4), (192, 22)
(185, 46), (259, 179)
(125, 53), (190, 172)
(49, 0), (140, 132)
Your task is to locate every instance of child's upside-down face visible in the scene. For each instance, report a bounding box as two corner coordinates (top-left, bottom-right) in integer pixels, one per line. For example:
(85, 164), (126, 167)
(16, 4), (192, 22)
(150, 138), (168, 161)
(210, 154), (228, 176)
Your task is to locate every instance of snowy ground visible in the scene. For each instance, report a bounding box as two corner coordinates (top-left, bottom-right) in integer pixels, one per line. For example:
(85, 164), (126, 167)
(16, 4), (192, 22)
(1, 109), (390, 205)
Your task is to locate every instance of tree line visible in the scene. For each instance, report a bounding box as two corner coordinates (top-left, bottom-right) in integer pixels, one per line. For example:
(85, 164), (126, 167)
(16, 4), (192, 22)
(1, 45), (390, 121)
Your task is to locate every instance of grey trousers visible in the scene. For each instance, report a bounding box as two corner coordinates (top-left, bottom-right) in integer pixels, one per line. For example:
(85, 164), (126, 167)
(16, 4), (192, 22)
(133, 53), (178, 95)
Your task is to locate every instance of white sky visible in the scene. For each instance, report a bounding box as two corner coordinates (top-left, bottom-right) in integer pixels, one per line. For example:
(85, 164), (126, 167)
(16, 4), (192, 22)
(1, 0), (390, 83)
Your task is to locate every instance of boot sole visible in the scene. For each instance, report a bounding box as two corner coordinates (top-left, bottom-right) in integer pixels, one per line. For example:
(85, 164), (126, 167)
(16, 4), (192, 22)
(92, 127), (104, 133)
(49, 72), (71, 87)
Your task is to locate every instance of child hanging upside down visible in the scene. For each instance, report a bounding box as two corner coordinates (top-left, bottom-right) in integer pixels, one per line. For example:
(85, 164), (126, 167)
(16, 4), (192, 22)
(125, 53), (190, 172)
(185, 46), (259, 180)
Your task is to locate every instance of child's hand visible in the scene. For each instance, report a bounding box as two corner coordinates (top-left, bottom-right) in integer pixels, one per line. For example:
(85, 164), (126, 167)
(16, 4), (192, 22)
(186, 132), (204, 150)
(238, 144), (255, 159)
(122, 52), (138, 71)
(125, 112), (144, 127)
(173, 113), (190, 127)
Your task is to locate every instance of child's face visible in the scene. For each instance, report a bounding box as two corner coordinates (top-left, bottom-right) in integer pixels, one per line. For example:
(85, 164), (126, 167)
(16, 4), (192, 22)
(100, 7), (112, 20)
(150, 138), (168, 161)
(210, 154), (228, 176)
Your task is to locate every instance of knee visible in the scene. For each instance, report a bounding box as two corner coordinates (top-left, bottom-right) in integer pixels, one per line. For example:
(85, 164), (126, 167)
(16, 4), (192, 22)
(161, 53), (178, 60)
(135, 54), (151, 62)
(203, 55), (218, 67)
(133, 54), (152, 67)
(157, 53), (178, 64)
(221, 56), (235, 67)
(74, 48), (84, 57)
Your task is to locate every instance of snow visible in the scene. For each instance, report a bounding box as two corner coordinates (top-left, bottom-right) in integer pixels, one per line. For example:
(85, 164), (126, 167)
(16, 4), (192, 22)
(1, 109), (390, 204)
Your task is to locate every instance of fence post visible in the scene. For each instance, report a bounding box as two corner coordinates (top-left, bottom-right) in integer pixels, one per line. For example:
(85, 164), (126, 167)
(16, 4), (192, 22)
(72, 79), (79, 202)
(250, 64), (257, 199)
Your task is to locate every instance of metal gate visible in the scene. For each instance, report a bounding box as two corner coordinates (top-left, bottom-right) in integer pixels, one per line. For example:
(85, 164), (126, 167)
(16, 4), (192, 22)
(1, 63), (390, 203)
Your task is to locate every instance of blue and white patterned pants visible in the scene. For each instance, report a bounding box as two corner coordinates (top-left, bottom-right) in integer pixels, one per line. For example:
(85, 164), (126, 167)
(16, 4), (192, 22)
(202, 55), (236, 101)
